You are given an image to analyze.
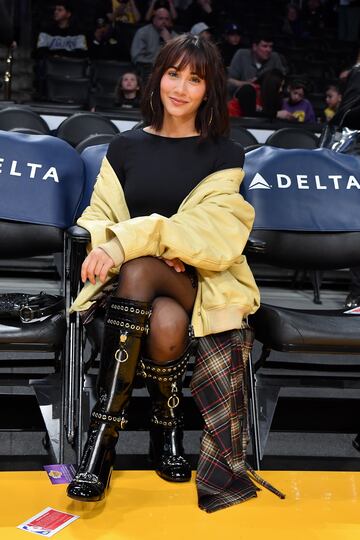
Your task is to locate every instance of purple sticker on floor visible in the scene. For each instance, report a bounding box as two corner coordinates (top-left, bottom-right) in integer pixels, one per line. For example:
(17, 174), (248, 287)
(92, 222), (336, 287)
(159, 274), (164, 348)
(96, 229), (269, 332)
(43, 464), (76, 484)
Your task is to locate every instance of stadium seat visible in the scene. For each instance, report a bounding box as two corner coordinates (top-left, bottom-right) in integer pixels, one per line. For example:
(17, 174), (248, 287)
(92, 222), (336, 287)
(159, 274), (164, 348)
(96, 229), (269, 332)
(265, 127), (319, 149)
(0, 106), (50, 134)
(45, 56), (90, 79)
(0, 131), (85, 462)
(230, 125), (259, 147)
(75, 133), (116, 153)
(243, 146), (360, 468)
(46, 75), (91, 106)
(56, 112), (119, 147)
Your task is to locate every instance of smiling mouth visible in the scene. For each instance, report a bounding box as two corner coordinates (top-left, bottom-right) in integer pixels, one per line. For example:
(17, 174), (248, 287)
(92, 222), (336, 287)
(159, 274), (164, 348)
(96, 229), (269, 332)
(169, 97), (189, 105)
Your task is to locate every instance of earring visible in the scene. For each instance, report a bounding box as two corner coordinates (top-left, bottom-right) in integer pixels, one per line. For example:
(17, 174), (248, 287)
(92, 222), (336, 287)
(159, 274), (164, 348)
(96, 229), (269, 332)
(208, 107), (213, 126)
(150, 91), (154, 114)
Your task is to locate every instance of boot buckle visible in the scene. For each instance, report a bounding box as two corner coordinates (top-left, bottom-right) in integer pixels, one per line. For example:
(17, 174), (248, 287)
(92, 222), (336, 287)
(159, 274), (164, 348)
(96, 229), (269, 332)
(115, 348), (128, 363)
(167, 395), (179, 409)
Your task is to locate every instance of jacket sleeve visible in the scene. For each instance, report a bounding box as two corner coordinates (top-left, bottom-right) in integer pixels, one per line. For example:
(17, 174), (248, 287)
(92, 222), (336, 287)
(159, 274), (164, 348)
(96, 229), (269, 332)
(77, 157), (130, 249)
(107, 185), (255, 272)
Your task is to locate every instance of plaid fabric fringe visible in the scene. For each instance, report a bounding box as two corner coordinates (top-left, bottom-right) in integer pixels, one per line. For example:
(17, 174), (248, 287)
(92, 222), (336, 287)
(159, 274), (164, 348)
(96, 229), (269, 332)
(190, 325), (285, 513)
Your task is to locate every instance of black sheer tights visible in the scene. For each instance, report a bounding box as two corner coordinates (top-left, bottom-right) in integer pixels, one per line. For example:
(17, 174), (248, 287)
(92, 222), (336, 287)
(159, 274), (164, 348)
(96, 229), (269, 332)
(114, 257), (197, 364)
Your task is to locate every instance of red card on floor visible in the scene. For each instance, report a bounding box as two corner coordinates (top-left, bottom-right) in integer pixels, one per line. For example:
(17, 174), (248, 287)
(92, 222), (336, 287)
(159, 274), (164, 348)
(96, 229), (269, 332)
(17, 507), (79, 536)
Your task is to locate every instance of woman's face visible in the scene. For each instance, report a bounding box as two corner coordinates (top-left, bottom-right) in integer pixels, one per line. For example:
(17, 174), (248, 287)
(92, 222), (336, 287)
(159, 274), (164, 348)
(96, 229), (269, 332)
(121, 73), (139, 91)
(160, 62), (207, 122)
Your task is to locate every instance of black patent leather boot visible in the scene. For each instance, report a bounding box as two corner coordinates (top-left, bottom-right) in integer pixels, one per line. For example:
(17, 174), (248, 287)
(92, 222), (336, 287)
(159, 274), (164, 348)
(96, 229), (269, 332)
(67, 297), (152, 502)
(139, 341), (195, 483)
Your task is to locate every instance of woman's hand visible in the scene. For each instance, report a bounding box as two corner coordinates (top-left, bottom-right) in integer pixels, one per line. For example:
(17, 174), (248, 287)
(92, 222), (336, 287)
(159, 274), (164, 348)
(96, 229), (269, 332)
(161, 257), (185, 273)
(81, 247), (115, 285)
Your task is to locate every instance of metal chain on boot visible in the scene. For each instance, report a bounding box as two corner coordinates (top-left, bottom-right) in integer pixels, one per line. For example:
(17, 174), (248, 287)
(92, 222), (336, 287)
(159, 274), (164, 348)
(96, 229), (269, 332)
(93, 298), (152, 429)
(138, 347), (192, 428)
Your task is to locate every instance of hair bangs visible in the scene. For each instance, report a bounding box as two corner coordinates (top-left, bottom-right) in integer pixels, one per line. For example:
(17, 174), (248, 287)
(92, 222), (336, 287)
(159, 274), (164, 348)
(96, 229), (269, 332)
(163, 40), (207, 80)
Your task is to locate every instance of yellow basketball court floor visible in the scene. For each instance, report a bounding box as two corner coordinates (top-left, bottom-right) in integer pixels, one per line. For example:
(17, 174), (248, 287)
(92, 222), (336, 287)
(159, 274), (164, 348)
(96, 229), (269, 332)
(2, 470), (360, 539)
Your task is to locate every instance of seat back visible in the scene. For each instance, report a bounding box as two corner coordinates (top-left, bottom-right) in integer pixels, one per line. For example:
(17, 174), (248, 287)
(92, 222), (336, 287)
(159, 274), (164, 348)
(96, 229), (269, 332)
(0, 130), (85, 229)
(56, 112), (119, 147)
(243, 146), (360, 269)
(45, 56), (89, 78)
(0, 131), (86, 463)
(230, 125), (259, 147)
(46, 76), (91, 106)
(76, 133), (115, 153)
(77, 143), (109, 215)
(243, 146), (360, 468)
(0, 106), (50, 134)
(265, 127), (319, 149)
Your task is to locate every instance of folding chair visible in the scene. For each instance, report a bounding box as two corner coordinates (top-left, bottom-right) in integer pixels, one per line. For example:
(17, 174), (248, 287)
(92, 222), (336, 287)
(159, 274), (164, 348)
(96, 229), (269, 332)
(0, 130), (85, 462)
(242, 145), (360, 468)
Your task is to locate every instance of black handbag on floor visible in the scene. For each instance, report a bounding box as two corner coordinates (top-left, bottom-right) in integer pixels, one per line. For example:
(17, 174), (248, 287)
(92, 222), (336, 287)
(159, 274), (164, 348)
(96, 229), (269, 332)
(0, 292), (65, 322)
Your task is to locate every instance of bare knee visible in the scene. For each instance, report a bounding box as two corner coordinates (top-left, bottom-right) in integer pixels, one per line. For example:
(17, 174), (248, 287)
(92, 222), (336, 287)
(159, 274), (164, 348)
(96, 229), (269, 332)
(146, 298), (189, 363)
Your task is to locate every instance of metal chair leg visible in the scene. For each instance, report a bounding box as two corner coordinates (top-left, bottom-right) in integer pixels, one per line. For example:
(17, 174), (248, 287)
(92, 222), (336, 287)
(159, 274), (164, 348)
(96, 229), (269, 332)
(248, 352), (261, 470)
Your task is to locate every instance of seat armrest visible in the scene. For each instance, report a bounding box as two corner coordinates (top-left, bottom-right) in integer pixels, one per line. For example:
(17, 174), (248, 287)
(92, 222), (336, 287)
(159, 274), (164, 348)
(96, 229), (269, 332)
(67, 225), (91, 243)
(245, 236), (267, 254)
(67, 226), (90, 299)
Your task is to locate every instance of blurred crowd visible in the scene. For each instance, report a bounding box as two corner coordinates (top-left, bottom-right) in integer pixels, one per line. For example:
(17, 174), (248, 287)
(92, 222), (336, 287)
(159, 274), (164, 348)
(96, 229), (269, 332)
(5, 0), (359, 121)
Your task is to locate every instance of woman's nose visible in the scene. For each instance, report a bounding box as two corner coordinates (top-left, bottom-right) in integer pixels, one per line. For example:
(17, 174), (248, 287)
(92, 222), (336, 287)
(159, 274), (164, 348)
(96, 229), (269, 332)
(174, 77), (186, 93)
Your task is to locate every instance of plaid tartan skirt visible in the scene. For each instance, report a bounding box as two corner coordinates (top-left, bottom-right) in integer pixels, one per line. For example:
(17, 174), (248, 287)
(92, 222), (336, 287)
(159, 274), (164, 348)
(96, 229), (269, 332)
(191, 323), (285, 513)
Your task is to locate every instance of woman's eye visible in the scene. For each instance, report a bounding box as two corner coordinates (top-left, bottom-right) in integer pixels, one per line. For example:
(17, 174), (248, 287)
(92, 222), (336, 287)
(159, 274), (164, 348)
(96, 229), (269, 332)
(168, 70), (177, 77)
(190, 76), (201, 83)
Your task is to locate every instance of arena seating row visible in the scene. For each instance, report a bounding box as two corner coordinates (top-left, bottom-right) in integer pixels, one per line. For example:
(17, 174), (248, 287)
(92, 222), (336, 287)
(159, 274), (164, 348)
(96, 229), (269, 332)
(40, 57), (133, 108)
(0, 104), (324, 153)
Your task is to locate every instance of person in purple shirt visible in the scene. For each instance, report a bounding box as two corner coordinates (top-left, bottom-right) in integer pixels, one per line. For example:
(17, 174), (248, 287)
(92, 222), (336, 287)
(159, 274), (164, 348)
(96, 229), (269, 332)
(282, 79), (316, 123)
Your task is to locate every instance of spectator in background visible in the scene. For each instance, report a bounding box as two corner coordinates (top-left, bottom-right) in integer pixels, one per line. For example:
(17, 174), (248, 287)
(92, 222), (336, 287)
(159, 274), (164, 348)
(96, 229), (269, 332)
(227, 34), (287, 97)
(218, 22), (246, 67)
(104, 0), (141, 24)
(115, 70), (142, 108)
(36, 2), (88, 58)
(35, 2), (88, 99)
(131, 7), (177, 81)
(190, 21), (212, 40)
(97, 0), (141, 61)
(280, 3), (307, 38)
(87, 16), (119, 59)
(329, 47), (360, 129)
(282, 79), (316, 123)
(184, 0), (220, 29)
(145, 0), (178, 22)
(323, 82), (343, 121)
(229, 68), (293, 120)
(302, 0), (326, 37)
(337, 0), (360, 43)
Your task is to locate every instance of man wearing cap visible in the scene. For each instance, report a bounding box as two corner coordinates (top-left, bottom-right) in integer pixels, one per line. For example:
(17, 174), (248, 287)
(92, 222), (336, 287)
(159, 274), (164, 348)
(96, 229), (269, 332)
(227, 33), (287, 95)
(218, 22), (246, 67)
(190, 21), (212, 39)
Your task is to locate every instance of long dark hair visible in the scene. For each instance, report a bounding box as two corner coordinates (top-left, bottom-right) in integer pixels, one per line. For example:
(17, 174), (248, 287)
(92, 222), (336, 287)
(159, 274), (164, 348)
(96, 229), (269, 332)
(141, 34), (229, 139)
(258, 68), (285, 118)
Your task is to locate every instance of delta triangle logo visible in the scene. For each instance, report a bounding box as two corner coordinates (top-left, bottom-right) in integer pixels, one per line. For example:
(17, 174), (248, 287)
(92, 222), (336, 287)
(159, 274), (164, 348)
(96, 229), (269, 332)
(248, 173), (271, 190)
(344, 306), (360, 315)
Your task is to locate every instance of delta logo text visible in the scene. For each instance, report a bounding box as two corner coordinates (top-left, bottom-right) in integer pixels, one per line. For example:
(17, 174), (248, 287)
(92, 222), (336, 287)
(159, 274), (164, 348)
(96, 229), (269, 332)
(0, 159), (59, 183)
(248, 172), (360, 191)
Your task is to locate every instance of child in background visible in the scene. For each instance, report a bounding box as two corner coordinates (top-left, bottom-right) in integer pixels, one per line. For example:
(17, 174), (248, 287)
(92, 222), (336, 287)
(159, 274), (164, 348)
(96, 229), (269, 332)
(282, 79), (316, 123)
(324, 83), (342, 122)
(115, 71), (142, 108)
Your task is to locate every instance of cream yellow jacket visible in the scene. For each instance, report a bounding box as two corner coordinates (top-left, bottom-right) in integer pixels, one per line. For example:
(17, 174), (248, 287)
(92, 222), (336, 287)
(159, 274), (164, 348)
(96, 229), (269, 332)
(71, 157), (260, 337)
